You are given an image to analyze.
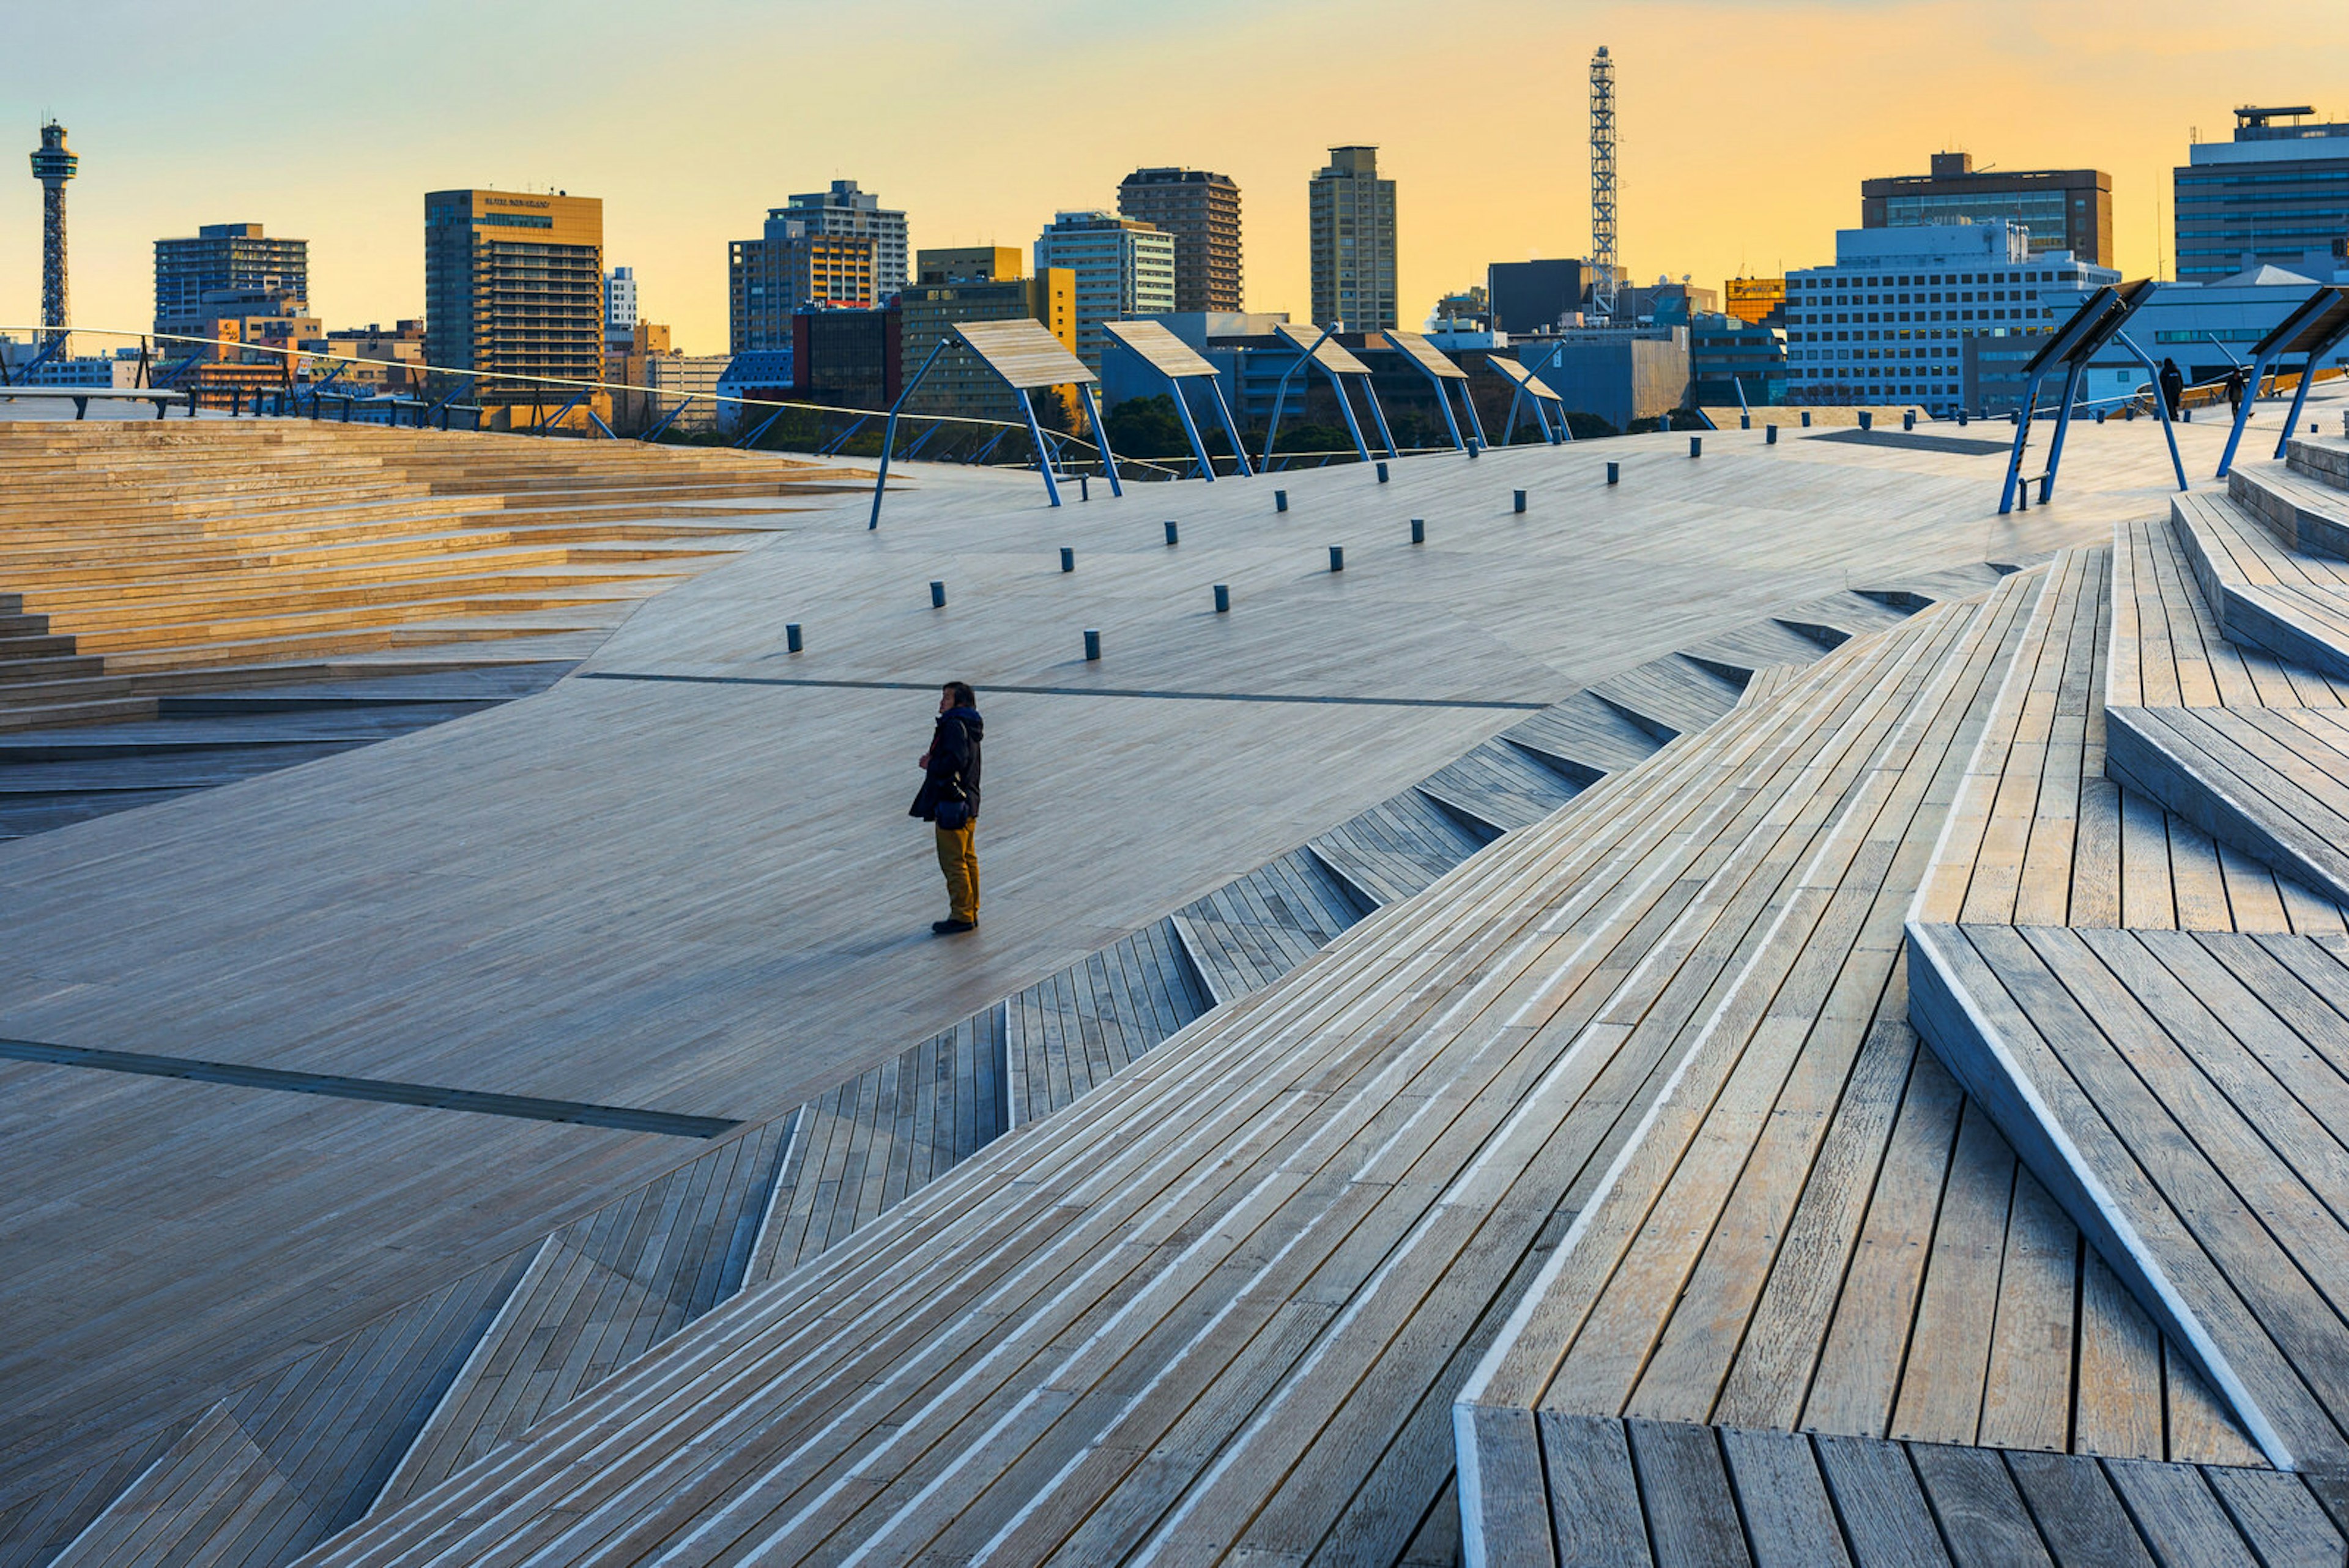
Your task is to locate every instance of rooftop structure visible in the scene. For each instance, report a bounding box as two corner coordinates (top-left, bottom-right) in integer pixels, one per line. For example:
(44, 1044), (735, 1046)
(1308, 145), (1397, 330)
(1862, 149), (2114, 267)
(1590, 46), (1617, 317)
(899, 247), (1077, 422)
(729, 210), (876, 354)
(604, 264), (638, 346)
(6, 383), (2349, 1568)
(29, 121), (75, 349)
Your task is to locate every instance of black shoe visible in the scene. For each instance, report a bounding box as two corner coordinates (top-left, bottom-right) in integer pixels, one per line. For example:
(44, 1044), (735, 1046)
(932, 919), (976, 934)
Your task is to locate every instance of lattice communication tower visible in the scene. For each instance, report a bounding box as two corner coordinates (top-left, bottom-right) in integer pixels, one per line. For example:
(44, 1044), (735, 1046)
(29, 121), (76, 350)
(1589, 47), (1617, 319)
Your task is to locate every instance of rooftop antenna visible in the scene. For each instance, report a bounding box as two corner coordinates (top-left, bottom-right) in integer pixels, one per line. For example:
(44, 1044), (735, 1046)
(1590, 45), (1617, 321)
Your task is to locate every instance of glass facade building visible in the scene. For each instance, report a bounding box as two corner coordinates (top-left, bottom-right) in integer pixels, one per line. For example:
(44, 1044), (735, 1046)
(1861, 152), (2111, 267)
(1308, 147), (1397, 332)
(154, 223), (308, 336)
(423, 190), (604, 406)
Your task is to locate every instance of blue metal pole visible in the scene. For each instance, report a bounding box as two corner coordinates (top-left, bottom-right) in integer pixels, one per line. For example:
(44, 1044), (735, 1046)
(869, 337), (952, 529)
(2114, 330), (2188, 493)
(1454, 379), (1488, 450)
(2038, 360), (2087, 503)
(642, 396), (694, 443)
(1166, 376), (1217, 481)
(1998, 368), (2044, 515)
(1077, 382), (1123, 497)
(2217, 347), (2277, 478)
(973, 428), (1011, 466)
(1016, 388), (1062, 507)
(1205, 376), (1253, 478)
(737, 406), (787, 450)
(1325, 376), (1373, 464)
(1357, 374), (1401, 458)
(2272, 325), (2349, 459)
(1523, 343), (1571, 444)
(1261, 324), (1337, 470)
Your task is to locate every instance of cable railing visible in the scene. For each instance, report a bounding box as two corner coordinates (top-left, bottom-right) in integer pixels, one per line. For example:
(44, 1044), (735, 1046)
(0, 324), (1198, 481)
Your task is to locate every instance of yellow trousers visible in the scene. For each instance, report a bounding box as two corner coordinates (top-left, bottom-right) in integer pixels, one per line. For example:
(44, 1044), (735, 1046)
(935, 824), (979, 923)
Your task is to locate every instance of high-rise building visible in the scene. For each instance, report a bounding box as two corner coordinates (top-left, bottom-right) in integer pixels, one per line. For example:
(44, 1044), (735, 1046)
(899, 247), (1077, 422)
(729, 212), (875, 354)
(1116, 168), (1242, 313)
(1861, 151), (2112, 267)
(606, 265), (639, 346)
(154, 223), (310, 336)
(29, 121), (75, 349)
(1308, 146), (1397, 332)
(1033, 211), (1175, 371)
(779, 180), (908, 297)
(1781, 220), (2117, 415)
(2175, 106), (2349, 283)
(423, 189), (604, 408)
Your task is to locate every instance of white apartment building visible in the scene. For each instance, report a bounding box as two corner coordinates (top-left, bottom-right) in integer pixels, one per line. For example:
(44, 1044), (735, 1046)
(1034, 211), (1176, 373)
(605, 266), (639, 338)
(1783, 220), (2117, 415)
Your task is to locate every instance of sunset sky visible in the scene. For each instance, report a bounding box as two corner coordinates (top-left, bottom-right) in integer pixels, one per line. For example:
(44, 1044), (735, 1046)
(1, 0), (2339, 355)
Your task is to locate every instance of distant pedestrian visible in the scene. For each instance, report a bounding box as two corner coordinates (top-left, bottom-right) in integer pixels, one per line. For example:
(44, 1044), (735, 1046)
(2226, 365), (2247, 414)
(2159, 357), (2185, 421)
(911, 681), (983, 934)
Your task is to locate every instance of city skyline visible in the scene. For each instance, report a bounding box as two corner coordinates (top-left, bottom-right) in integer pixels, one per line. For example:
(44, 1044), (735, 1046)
(1, 0), (2338, 354)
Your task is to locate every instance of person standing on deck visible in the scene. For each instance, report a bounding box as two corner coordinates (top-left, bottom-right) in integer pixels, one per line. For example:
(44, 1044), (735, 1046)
(2225, 364), (2247, 417)
(2159, 357), (2186, 421)
(911, 682), (984, 934)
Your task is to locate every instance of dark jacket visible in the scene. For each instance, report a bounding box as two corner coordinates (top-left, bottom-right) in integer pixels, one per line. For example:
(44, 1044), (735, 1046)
(910, 705), (983, 822)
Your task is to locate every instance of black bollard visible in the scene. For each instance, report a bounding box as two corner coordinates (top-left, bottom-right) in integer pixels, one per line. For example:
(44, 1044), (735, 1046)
(1858, 411), (1873, 431)
(1606, 461), (1620, 485)
(1329, 546), (1345, 573)
(1214, 584), (1230, 613)
(1060, 547), (1074, 573)
(1766, 425), (1778, 446)
(1078, 475), (1089, 501)
(1513, 489), (1527, 513)
(1801, 410), (1813, 427)
(785, 623), (803, 654)
(1690, 436), (1702, 458)
(930, 581), (946, 608)
(1165, 520), (1178, 546)
(1084, 628), (1101, 661)
(1376, 461), (1389, 483)
(1275, 489), (1288, 513)
(1903, 411), (1916, 431)
(1411, 518), (1425, 544)
(1740, 414), (1751, 429)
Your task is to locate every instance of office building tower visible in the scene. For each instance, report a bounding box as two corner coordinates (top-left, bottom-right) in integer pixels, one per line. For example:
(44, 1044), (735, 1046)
(2175, 106), (2349, 283)
(1487, 259), (1584, 335)
(154, 223), (310, 336)
(606, 266), (639, 346)
(1033, 211), (1175, 371)
(778, 180), (908, 297)
(423, 189), (604, 407)
(1724, 277), (1786, 327)
(1116, 168), (1242, 313)
(729, 212), (875, 354)
(1861, 152), (2112, 267)
(29, 121), (75, 347)
(1781, 220), (2116, 415)
(899, 247), (1077, 421)
(1308, 146), (1397, 331)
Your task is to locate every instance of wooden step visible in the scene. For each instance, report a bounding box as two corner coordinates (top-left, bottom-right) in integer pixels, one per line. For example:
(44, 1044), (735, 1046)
(2170, 492), (2349, 683)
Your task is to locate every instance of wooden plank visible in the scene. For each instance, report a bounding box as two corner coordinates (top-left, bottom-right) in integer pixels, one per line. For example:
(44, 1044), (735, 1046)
(2102, 1458), (2269, 1567)
(1717, 1427), (1852, 1568)
(1811, 1433), (1952, 1567)
(2201, 1465), (2347, 1568)
(1905, 1441), (2054, 1568)
(1887, 1099), (2016, 1446)
(1626, 1420), (1751, 1566)
(2003, 1451), (2157, 1567)
(1536, 1412), (1651, 1568)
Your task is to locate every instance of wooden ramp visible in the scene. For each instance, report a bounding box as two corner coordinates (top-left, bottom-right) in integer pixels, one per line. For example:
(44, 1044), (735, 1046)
(286, 573), (2068, 1566)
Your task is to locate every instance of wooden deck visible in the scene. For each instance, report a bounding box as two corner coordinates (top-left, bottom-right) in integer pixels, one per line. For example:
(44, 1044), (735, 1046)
(0, 406), (2276, 1565)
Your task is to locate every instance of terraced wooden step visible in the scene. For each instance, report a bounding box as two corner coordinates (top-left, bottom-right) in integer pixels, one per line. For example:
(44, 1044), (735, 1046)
(30, 571), (678, 630)
(2231, 460), (2349, 560)
(2287, 434), (2349, 491)
(2171, 491), (2349, 682)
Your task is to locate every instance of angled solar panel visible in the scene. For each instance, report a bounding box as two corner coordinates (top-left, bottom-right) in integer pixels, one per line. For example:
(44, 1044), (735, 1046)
(1486, 356), (1564, 402)
(1275, 321), (1373, 377)
(2253, 285), (2349, 357)
(954, 319), (1095, 388)
(1100, 319), (1219, 380)
(1381, 330), (1469, 380)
